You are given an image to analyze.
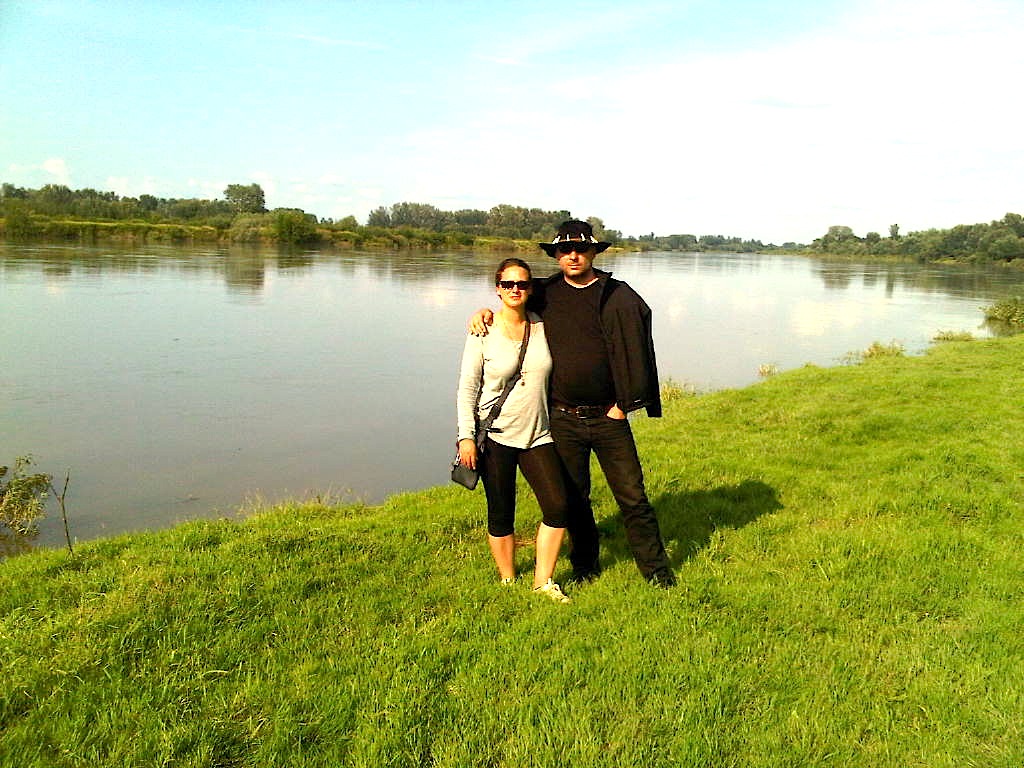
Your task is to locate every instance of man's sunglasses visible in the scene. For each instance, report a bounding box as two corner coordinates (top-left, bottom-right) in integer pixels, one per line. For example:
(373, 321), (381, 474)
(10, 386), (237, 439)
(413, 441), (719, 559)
(498, 280), (532, 291)
(556, 241), (594, 255)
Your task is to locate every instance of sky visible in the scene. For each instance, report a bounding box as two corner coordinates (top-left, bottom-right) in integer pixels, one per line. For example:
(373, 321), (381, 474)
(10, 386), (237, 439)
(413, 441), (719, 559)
(1, 0), (1022, 244)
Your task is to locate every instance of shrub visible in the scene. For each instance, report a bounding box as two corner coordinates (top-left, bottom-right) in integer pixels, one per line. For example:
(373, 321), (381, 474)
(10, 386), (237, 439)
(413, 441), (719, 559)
(984, 297), (1024, 326)
(229, 214), (269, 243)
(660, 377), (697, 402)
(1, 200), (42, 238)
(270, 209), (320, 244)
(842, 340), (905, 365)
(0, 456), (51, 535)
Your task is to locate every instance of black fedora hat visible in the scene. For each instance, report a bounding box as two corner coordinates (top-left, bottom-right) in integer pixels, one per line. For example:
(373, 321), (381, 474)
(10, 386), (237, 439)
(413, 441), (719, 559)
(539, 219), (611, 258)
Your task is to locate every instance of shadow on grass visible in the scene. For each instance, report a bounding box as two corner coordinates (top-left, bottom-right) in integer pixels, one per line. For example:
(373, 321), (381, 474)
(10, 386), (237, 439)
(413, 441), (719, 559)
(595, 480), (783, 571)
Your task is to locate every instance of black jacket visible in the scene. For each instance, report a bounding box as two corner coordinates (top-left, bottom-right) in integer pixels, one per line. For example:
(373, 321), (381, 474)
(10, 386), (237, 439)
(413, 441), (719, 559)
(530, 269), (662, 417)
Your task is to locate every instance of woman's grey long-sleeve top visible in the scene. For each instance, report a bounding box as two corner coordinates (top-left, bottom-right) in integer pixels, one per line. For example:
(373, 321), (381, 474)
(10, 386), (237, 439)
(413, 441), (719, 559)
(456, 313), (554, 450)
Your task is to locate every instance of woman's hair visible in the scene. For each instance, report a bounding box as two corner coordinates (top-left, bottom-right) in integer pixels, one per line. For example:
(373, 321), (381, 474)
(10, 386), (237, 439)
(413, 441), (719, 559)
(494, 257), (532, 286)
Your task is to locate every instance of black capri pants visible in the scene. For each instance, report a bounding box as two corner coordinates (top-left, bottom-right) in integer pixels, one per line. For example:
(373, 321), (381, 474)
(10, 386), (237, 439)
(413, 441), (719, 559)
(480, 439), (569, 537)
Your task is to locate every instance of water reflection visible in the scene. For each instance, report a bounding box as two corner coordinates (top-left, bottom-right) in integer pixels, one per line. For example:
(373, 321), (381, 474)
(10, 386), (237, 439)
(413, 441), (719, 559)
(0, 529), (37, 559)
(810, 257), (1024, 299)
(0, 243), (508, 296)
(225, 252), (265, 292)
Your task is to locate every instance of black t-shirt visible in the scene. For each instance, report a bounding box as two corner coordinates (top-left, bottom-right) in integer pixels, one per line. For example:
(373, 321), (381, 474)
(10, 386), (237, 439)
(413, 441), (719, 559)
(542, 278), (616, 405)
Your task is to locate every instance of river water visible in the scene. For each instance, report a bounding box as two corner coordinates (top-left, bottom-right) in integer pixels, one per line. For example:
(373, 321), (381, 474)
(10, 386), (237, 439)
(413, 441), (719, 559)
(3, 242), (1022, 554)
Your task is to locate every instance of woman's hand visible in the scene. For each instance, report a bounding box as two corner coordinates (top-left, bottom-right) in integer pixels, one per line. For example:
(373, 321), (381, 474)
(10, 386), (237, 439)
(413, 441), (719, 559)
(468, 308), (494, 335)
(458, 438), (478, 469)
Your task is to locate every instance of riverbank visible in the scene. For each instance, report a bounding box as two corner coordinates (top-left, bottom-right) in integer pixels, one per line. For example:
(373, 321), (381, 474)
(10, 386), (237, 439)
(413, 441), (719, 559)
(2, 335), (1022, 766)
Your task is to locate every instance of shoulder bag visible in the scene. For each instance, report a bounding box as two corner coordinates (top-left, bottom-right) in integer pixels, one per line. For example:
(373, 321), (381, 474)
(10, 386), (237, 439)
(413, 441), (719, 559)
(451, 320), (531, 490)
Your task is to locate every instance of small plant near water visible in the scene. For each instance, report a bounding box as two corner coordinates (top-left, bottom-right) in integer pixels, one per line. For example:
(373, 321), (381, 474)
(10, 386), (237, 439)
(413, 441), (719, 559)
(757, 363), (779, 378)
(0, 455), (75, 554)
(842, 339), (905, 365)
(984, 296), (1024, 326)
(660, 377), (697, 403)
(933, 330), (975, 342)
(0, 456), (50, 535)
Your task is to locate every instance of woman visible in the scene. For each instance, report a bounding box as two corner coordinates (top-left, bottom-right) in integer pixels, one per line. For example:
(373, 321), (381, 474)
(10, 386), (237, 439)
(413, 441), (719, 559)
(456, 258), (571, 603)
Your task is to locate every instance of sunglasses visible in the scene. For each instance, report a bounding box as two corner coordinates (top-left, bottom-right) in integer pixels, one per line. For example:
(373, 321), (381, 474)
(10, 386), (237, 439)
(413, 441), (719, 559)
(556, 241), (594, 255)
(498, 280), (532, 291)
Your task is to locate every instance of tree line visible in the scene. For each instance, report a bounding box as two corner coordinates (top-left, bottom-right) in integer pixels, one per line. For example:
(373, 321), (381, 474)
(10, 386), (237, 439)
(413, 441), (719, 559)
(0, 182), (771, 251)
(810, 215), (1024, 263)
(0, 182), (605, 246)
(0, 182), (268, 223)
(628, 232), (775, 253)
(3, 181), (1022, 262)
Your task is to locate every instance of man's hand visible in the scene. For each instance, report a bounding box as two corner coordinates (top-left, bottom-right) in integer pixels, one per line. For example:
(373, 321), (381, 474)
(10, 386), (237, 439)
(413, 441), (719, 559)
(469, 308), (494, 336)
(606, 404), (627, 420)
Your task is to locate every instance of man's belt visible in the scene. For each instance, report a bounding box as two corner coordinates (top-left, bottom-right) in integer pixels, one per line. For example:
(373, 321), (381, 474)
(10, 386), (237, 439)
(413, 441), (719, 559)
(552, 401), (614, 419)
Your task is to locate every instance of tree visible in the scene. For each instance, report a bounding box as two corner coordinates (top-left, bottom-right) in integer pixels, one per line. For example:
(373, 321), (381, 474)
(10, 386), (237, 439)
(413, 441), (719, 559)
(1001, 213), (1024, 237)
(33, 184), (74, 215)
(587, 216), (616, 242)
(367, 206), (392, 227)
(389, 202), (452, 230)
(1, 183), (28, 199)
(224, 183), (266, 214)
(889, 223), (900, 239)
(987, 234), (1024, 261)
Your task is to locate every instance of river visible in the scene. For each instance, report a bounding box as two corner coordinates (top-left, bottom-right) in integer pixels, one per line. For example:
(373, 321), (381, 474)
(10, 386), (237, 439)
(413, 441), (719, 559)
(2, 242), (1022, 554)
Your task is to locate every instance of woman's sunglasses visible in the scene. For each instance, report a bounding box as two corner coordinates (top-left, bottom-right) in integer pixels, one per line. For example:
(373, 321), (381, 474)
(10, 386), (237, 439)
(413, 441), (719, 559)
(556, 241), (594, 255)
(498, 280), (532, 291)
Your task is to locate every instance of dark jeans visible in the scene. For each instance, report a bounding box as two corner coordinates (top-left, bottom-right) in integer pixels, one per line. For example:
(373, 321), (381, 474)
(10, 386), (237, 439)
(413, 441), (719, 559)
(550, 409), (670, 579)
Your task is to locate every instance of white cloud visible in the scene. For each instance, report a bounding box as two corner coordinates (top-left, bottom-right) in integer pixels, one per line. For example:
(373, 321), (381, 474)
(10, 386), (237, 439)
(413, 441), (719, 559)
(5, 158), (73, 188)
(41, 157), (70, 184)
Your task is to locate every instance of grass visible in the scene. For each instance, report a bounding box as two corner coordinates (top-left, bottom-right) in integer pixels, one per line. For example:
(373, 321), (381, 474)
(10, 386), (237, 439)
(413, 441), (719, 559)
(3, 336), (1024, 766)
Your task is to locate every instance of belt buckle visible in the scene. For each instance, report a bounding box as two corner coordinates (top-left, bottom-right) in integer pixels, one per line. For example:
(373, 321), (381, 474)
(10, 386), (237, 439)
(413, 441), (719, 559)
(555, 402), (606, 419)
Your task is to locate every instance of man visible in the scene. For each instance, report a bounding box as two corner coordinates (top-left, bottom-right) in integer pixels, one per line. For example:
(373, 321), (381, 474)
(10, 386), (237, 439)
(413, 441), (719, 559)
(472, 220), (675, 587)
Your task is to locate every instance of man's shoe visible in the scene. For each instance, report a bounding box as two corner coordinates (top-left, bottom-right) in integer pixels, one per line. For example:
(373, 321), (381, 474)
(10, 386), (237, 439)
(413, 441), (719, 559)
(533, 579), (572, 604)
(648, 568), (677, 589)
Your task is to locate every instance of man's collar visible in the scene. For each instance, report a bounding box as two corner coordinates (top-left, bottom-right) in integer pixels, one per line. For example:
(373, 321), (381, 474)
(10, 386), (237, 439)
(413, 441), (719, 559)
(564, 275), (599, 289)
(544, 268), (612, 284)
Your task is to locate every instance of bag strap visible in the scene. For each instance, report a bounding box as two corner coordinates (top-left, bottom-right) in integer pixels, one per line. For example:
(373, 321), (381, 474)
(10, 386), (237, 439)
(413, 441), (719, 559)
(476, 319), (531, 443)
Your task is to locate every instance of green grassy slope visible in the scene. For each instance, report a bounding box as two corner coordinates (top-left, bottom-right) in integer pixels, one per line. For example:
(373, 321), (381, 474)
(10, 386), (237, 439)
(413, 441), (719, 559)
(2, 337), (1023, 767)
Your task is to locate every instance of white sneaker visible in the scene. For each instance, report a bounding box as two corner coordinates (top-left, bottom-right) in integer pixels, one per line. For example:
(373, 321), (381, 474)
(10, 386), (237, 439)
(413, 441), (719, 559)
(533, 578), (571, 604)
